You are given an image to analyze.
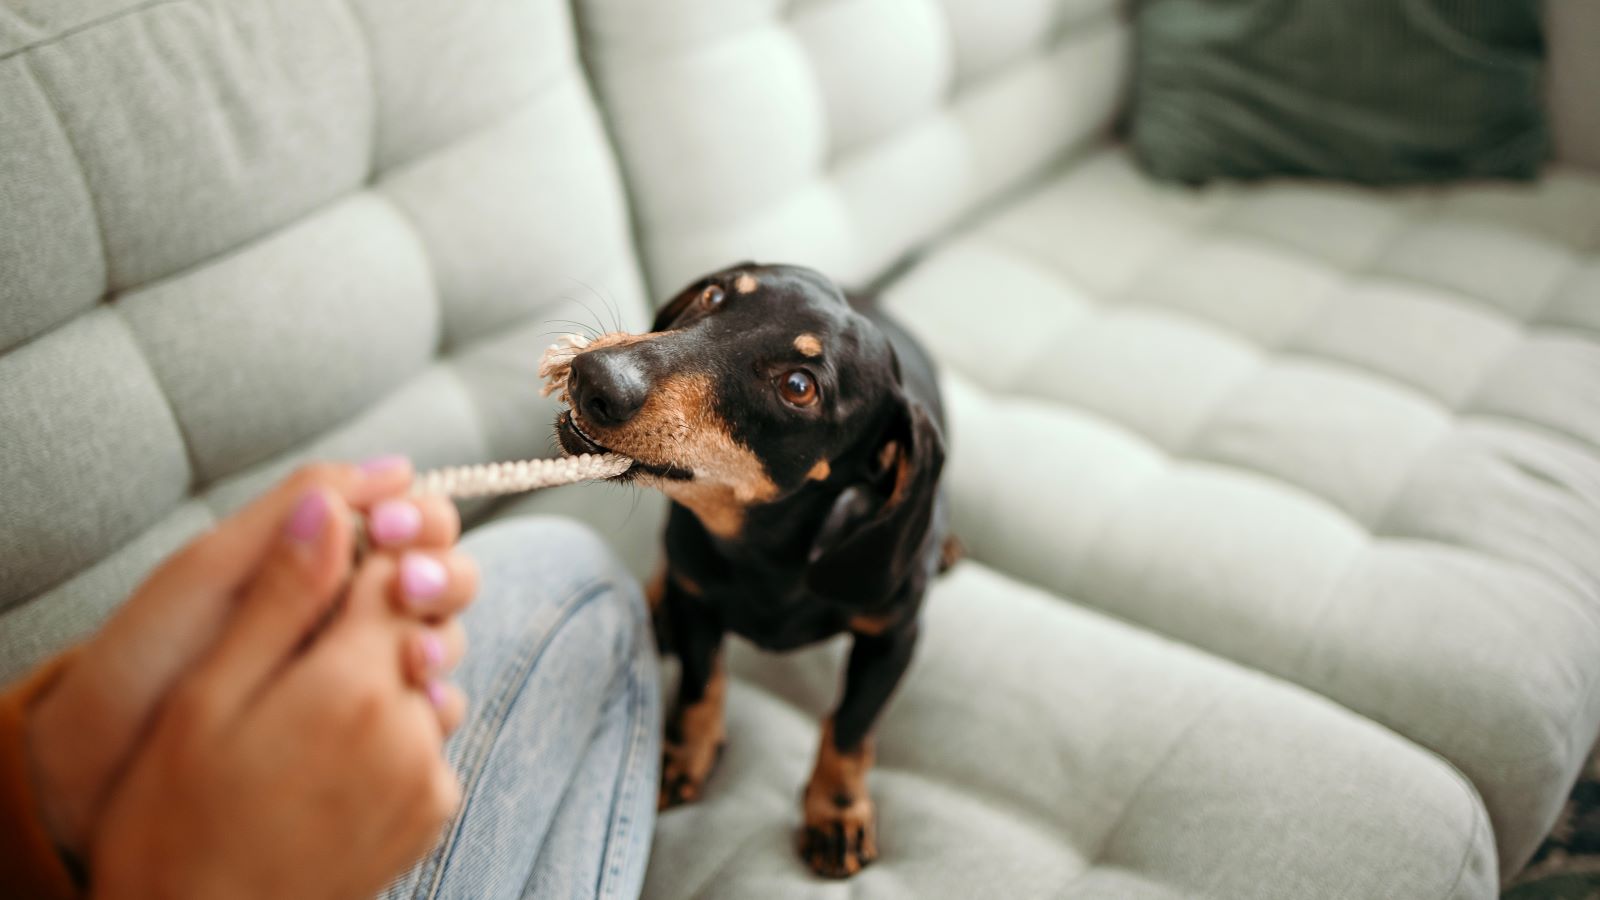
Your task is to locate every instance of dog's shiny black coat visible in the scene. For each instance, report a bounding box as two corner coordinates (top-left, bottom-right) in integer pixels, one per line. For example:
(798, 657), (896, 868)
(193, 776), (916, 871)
(560, 263), (948, 755)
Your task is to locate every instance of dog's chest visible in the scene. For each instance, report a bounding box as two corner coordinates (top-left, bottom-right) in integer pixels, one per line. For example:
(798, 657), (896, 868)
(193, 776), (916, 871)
(704, 574), (850, 652)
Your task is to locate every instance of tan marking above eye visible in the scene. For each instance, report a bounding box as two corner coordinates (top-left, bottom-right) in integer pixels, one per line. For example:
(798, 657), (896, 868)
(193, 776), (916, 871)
(794, 333), (823, 357)
(662, 653), (727, 808)
(733, 273), (758, 294)
(807, 459), (831, 481)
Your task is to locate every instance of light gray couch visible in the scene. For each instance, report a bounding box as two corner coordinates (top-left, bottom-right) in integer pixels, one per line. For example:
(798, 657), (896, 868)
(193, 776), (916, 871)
(2, 1), (1596, 897)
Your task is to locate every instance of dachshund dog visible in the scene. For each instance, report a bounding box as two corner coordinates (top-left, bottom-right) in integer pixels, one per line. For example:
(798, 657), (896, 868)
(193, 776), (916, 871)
(551, 262), (951, 877)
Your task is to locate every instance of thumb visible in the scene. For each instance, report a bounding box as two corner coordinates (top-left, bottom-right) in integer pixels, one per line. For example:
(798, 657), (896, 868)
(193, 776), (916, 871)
(46, 463), (402, 763)
(25, 469), (375, 851)
(185, 487), (355, 717)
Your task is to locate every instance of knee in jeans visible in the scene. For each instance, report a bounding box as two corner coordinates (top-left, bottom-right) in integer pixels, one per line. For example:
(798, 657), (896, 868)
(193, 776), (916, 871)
(463, 515), (650, 658)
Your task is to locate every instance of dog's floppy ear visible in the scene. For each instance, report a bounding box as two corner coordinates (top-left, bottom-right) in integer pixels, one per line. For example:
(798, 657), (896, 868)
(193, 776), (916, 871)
(806, 391), (945, 606)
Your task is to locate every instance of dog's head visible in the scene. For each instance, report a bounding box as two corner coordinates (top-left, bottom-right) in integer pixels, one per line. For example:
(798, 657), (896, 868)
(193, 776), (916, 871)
(552, 263), (942, 567)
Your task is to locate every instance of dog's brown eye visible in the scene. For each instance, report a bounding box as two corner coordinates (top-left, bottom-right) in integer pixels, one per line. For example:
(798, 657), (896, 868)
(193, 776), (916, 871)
(779, 370), (818, 407)
(699, 285), (725, 309)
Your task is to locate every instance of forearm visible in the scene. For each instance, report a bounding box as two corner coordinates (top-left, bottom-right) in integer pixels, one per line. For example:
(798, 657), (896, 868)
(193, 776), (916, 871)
(1, 652), (83, 900)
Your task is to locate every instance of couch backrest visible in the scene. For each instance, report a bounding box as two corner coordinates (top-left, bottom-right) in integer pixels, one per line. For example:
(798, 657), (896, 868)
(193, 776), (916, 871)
(573, 0), (1130, 295)
(0, 0), (649, 680)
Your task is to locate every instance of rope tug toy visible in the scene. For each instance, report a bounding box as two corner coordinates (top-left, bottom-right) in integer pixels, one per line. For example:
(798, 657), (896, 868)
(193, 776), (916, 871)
(350, 334), (625, 559)
(412, 453), (631, 498)
(408, 332), (622, 499)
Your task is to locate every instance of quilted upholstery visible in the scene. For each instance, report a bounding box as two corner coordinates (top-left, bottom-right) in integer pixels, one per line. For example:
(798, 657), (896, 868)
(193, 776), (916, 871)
(882, 148), (1600, 874)
(645, 563), (1495, 899)
(0, 0), (652, 680)
(575, 0), (1129, 293)
(2, 0), (1593, 895)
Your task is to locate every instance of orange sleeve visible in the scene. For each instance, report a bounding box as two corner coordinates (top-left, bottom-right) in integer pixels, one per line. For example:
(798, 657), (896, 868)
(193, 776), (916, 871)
(0, 652), (83, 900)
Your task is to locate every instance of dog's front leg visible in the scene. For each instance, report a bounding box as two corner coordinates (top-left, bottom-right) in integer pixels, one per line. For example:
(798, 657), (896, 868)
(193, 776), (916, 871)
(801, 618), (919, 878)
(659, 577), (726, 809)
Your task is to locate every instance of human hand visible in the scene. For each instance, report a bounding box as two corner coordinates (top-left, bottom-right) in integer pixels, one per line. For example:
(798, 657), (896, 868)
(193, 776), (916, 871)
(24, 458), (478, 858)
(88, 486), (466, 899)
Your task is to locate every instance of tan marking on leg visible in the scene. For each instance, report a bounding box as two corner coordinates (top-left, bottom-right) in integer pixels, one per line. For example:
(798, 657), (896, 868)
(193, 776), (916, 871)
(733, 272), (758, 294)
(794, 333), (823, 357)
(848, 614), (895, 636)
(801, 719), (878, 877)
(807, 459), (831, 481)
(670, 570), (703, 596)
(661, 655), (727, 809)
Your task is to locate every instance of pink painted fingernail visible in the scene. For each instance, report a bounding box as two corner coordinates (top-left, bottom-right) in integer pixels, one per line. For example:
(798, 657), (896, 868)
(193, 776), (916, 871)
(359, 454), (409, 475)
(285, 490), (328, 543)
(369, 500), (422, 545)
(419, 634), (445, 671)
(426, 680), (449, 709)
(401, 553), (448, 604)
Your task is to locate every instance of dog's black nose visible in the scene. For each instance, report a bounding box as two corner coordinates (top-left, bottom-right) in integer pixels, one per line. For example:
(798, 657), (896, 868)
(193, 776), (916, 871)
(568, 350), (649, 428)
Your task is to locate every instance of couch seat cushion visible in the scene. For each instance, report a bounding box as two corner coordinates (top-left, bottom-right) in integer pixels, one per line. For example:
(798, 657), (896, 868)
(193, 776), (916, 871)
(881, 146), (1600, 873)
(646, 563), (1494, 899)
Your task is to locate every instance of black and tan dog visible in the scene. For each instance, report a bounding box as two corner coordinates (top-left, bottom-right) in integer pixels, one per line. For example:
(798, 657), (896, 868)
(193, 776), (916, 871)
(549, 262), (950, 878)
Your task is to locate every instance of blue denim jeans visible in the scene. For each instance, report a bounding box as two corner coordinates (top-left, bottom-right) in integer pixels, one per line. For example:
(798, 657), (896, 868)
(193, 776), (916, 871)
(384, 517), (661, 900)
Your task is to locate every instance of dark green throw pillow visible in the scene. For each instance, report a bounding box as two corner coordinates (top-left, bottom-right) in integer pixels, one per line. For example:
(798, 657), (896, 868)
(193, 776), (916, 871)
(1130, 0), (1550, 185)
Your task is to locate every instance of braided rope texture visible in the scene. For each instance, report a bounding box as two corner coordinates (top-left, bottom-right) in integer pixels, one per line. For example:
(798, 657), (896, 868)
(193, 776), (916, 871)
(413, 453), (632, 499)
(399, 334), (633, 500)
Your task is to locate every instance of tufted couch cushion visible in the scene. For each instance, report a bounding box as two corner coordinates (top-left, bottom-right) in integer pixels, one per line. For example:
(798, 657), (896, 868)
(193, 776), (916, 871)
(2, 0), (1593, 895)
(882, 148), (1600, 875)
(0, 0), (654, 681)
(575, 0), (1129, 293)
(645, 563), (1496, 899)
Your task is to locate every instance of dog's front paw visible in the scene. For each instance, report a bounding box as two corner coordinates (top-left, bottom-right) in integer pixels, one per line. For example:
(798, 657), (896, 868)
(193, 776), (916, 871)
(800, 790), (877, 878)
(658, 732), (724, 810)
